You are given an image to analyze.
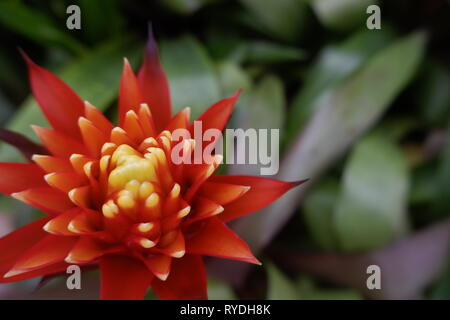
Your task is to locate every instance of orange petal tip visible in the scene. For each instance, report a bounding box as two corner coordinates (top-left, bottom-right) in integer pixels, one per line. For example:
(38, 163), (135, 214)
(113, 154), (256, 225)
(3, 268), (26, 279)
(156, 273), (169, 281)
(171, 250), (185, 258)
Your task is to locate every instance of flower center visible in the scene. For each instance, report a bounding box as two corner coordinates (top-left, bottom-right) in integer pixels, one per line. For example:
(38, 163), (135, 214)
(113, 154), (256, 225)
(108, 144), (158, 192)
(97, 142), (188, 256)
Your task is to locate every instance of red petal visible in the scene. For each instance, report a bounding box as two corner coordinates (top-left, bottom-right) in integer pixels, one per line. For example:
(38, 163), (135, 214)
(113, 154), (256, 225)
(68, 209), (102, 235)
(84, 101), (114, 136)
(0, 218), (49, 280)
(32, 155), (73, 173)
(142, 254), (172, 281)
(0, 163), (46, 195)
(137, 104), (157, 138)
(12, 187), (74, 215)
(209, 175), (306, 222)
(79, 117), (108, 157)
(44, 171), (86, 193)
(68, 186), (92, 209)
(5, 235), (77, 277)
(187, 196), (223, 224)
(123, 110), (145, 143)
(191, 90), (240, 134)
(33, 126), (88, 158)
(43, 208), (81, 236)
(66, 237), (118, 264)
(151, 254), (207, 300)
(23, 53), (84, 139)
(137, 27), (172, 131)
(110, 127), (135, 147)
(100, 255), (152, 300)
(186, 217), (260, 265)
(197, 182), (250, 206)
(158, 231), (185, 258)
(119, 59), (142, 126)
(1, 262), (69, 283)
(165, 107), (190, 132)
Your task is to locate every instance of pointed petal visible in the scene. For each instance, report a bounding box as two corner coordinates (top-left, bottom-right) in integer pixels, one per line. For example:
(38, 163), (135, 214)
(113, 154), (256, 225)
(32, 155), (72, 173)
(44, 172), (86, 193)
(100, 255), (152, 300)
(159, 230), (185, 258)
(188, 196), (223, 224)
(184, 155), (223, 201)
(137, 104), (157, 138)
(1, 261), (69, 283)
(78, 117), (108, 157)
(123, 110), (145, 143)
(119, 58), (142, 125)
(0, 163), (46, 195)
(110, 127), (135, 147)
(191, 90), (240, 134)
(66, 237), (116, 264)
(23, 54), (84, 139)
(12, 187), (74, 215)
(0, 218), (49, 280)
(151, 254), (207, 300)
(142, 255), (172, 281)
(165, 107), (190, 132)
(137, 27), (171, 131)
(69, 154), (94, 175)
(84, 101), (113, 136)
(0, 128), (47, 160)
(209, 176), (306, 222)
(33, 126), (88, 158)
(68, 209), (101, 235)
(186, 217), (260, 265)
(198, 182), (250, 206)
(68, 186), (92, 208)
(43, 208), (81, 236)
(5, 235), (77, 277)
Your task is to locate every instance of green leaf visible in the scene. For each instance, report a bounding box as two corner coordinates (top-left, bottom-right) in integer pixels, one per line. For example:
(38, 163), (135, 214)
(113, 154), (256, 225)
(234, 74), (285, 131)
(0, 90), (14, 124)
(223, 32), (425, 277)
(239, 0), (309, 42)
(285, 28), (395, 145)
(430, 261), (450, 300)
(159, 0), (216, 14)
(311, 0), (378, 31)
(416, 63), (450, 126)
(78, 0), (124, 43)
(207, 32), (426, 285)
(0, 0), (86, 54)
(216, 61), (252, 97)
(266, 262), (300, 300)
(161, 35), (221, 119)
(227, 74), (285, 176)
(432, 124), (450, 216)
(0, 38), (142, 162)
(233, 41), (306, 64)
(302, 178), (339, 251)
(334, 133), (410, 251)
(296, 277), (362, 300)
(0, 51), (24, 97)
(207, 277), (236, 300)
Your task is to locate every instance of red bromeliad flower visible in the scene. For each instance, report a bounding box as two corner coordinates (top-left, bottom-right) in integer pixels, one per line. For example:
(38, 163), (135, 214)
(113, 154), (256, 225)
(0, 32), (305, 300)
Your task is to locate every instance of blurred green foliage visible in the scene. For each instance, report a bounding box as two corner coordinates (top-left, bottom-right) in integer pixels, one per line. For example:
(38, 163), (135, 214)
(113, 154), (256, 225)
(0, 0), (449, 300)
